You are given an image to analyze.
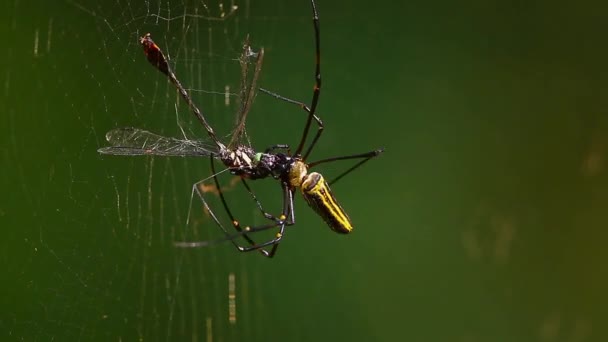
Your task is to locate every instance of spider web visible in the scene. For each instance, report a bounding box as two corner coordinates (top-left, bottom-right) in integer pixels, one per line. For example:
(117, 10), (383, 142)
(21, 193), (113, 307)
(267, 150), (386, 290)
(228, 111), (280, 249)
(3, 0), (340, 340)
(73, 1), (290, 340)
(8, 0), (607, 341)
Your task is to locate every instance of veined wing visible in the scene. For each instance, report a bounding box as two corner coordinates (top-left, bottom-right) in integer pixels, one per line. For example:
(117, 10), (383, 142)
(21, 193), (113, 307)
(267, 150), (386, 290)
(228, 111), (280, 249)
(228, 36), (265, 149)
(98, 127), (218, 157)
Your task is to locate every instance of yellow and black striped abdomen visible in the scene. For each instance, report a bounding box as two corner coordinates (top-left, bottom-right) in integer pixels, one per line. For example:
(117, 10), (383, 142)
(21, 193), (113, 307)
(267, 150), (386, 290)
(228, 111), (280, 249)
(300, 172), (353, 234)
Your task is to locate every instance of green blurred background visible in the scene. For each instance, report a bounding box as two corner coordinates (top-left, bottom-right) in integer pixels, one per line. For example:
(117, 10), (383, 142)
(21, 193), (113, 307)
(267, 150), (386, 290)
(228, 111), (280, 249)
(2, 0), (607, 341)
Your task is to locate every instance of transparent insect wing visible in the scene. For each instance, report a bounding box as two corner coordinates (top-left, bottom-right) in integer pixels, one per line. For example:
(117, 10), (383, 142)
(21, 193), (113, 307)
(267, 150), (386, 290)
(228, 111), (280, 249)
(98, 127), (218, 157)
(228, 37), (265, 149)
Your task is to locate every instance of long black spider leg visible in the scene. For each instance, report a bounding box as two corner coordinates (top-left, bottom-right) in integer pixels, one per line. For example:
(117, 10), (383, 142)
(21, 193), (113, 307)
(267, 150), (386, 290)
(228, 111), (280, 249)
(178, 155), (296, 257)
(175, 183), (296, 258)
(175, 213), (285, 256)
(259, 0), (322, 160)
(297, 0), (323, 158)
(235, 181), (297, 257)
(258, 88), (323, 161)
(263, 182), (296, 257)
(178, 156), (270, 255)
(308, 148), (384, 186)
(239, 179), (278, 221)
(206, 155), (278, 256)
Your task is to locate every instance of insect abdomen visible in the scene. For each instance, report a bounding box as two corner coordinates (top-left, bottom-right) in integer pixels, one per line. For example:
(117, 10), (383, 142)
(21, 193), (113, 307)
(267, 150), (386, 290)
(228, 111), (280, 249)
(301, 172), (353, 234)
